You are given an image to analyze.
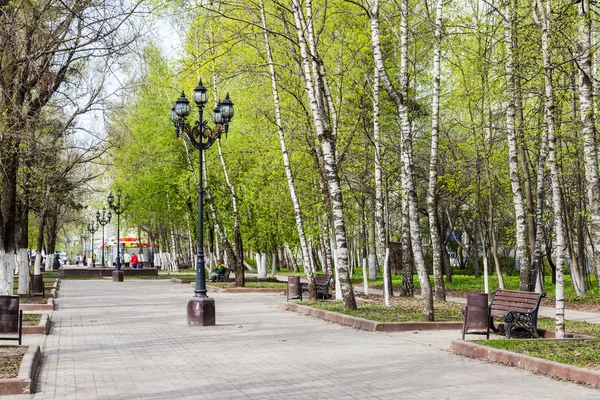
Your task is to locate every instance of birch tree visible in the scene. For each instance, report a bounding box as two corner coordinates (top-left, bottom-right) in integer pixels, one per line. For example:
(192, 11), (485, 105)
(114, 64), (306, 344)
(369, 0), (434, 320)
(259, 0), (316, 300)
(534, 0), (564, 337)
(290, 0), (356, 310)
(427, 0), (446, 302)
(576, 0), (600, 288)
(503, 2), (532, 292)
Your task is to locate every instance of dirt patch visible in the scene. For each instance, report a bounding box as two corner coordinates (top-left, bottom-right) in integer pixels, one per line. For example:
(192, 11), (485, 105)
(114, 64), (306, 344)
(0, 347), (25, 379)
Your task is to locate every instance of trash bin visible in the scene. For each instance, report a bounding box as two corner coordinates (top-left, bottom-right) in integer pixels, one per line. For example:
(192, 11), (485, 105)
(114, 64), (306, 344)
(31, 274), (44, 296)
(462, 293), (489, 339)
(287, 276), (302, 301)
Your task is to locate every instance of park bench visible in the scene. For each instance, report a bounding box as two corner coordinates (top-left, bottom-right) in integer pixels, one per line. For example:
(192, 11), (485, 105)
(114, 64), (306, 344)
(489, 289), (546, 339)
(0, 295), (23, 345)
(212, 268), (231, 282)
(301, 274), (333, 299)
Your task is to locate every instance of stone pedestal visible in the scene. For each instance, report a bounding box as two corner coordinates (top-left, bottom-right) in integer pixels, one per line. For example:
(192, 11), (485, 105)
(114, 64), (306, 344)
(112, 270), (124, 282)
(187, 297), (216, 326)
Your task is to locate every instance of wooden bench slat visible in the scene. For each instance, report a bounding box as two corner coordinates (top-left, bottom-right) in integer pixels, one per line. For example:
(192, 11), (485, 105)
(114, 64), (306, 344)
(493, 291), (542, 300)
(492, 300), (537, 309)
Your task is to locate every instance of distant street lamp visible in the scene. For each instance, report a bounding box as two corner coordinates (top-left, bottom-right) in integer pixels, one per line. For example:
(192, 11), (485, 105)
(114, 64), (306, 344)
(170, 80), (234, 326)
(80, 231), (88, 265)
(87, 220), (98, 268)
(96, 207), (112, 267)
(107, 189), (129, 282)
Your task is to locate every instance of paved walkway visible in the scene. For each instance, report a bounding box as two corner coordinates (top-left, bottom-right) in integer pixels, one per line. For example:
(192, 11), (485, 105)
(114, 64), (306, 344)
(4, 279), (598, 399)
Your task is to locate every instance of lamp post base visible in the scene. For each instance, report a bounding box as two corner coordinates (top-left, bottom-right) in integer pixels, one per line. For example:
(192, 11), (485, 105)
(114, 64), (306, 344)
(187, 297), (215, 326)
(112, 270), (124, 282)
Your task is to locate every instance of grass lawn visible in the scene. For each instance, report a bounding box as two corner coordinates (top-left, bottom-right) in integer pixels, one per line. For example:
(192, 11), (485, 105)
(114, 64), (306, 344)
(23, 314), (41, 326)
(300, 296), (463, 322)
(356, 274), (600, 311)
(478, 339), (600, 371)
(537, 317), (600, 338)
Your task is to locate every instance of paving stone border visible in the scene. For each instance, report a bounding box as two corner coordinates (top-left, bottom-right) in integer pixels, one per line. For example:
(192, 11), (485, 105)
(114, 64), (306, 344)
(280, 302), (463, 332)
(207, 285), (285, 294)
(22, 314), (50, 335)
(450, 339), (600, 388)
(0, 344), (42, 396)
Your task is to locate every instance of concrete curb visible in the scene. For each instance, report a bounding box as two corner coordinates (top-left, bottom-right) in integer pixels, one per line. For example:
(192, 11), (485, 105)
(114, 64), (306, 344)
(171, 278), (195, 284)
(20, 298), (54, 312)
(22, 314), (50, 335)
(450, 339), (600, 388)
(0, 344), (42, 395)
(280, 302), (463, 332)
(207, 285), (285, 294)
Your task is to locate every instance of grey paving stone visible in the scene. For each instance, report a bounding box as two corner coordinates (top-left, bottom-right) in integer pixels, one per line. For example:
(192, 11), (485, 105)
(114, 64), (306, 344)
(0, 279), (596, 399)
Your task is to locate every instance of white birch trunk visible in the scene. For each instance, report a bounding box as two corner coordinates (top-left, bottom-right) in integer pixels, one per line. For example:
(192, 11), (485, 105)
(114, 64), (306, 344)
(185, 211), (195, 271)
(372, 66), (388, 291)
(577, 0), (600, 287)
(370, 0), (433, 317)
(399, 0), (434, 320)
(260, 0), (314, 291)
(427, 0), (445, 301)
(503, 4), (532, 291)
(536, 0), (565, 337)
(291, 0), (356, 309)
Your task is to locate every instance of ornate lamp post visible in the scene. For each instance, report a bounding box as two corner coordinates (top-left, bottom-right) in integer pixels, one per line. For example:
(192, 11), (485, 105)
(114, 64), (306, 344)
(96, 207), (112, 267)
(107, 189), (129, 282)
(170, 80), (234, 326)
(87, 220), (98, 268)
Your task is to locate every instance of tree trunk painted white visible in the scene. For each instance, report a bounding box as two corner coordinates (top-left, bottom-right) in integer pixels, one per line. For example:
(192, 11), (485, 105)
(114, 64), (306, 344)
(367, 216), (378, 281)
(577, 0), (600, 287)
(536, 0), (564, 337)
(291, 0), (356, 309)
(382, 248), (390, 306)
(0, 250), (14, 295)
(428, 0), (445, 302)
(503, 4), (532, 291)
(17, 248), (29, 294)
(258, 252), (268, 278)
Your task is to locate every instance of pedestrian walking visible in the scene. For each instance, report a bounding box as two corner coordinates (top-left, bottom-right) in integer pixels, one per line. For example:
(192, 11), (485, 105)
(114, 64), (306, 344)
(124, 252), (131, 268)
(131, 252), (139, 269)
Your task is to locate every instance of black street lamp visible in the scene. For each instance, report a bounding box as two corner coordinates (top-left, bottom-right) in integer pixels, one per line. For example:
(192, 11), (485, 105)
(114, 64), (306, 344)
(96, 207), (112, 267)
(107, 189), (129, 282)
(87, 220), (98, 268)
(170, 80), (234, 326)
